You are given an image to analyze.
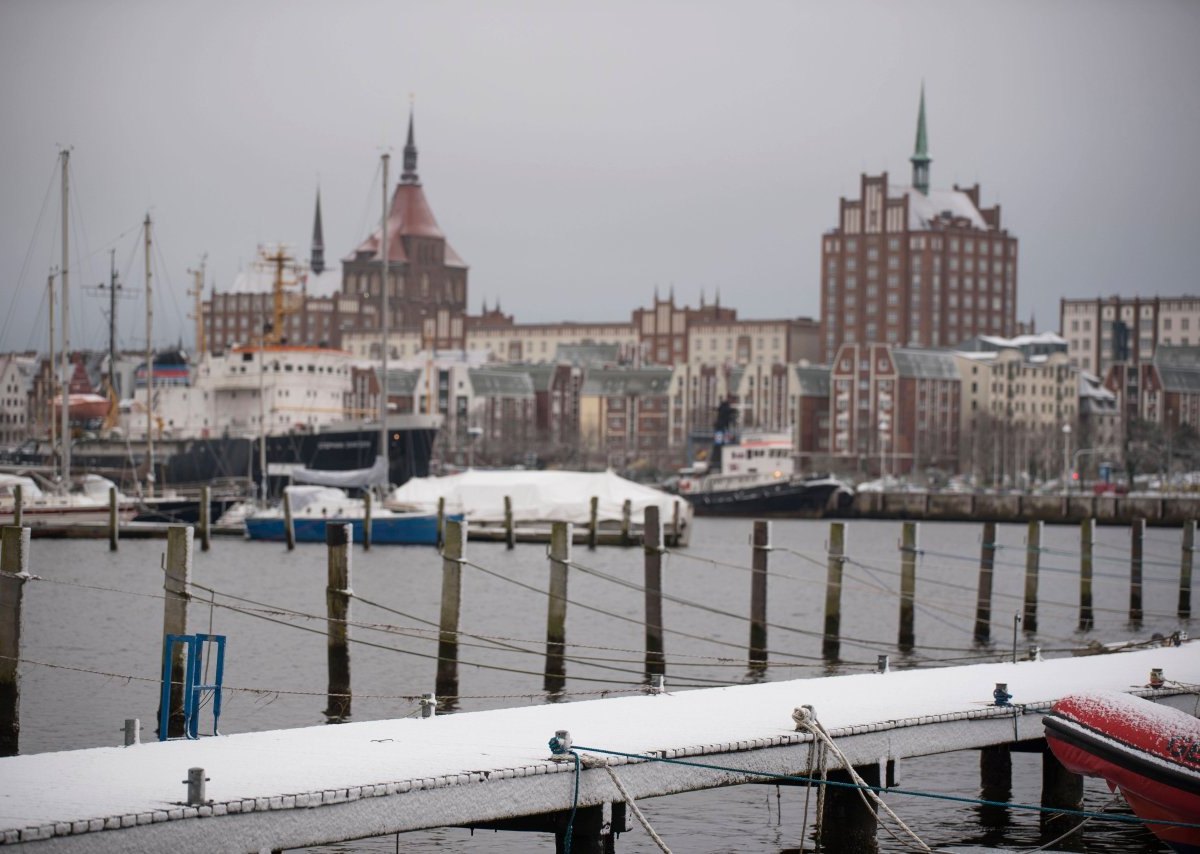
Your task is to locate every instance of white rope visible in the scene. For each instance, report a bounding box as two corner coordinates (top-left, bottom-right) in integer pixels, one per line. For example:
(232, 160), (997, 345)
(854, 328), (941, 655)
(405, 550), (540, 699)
(600, 763), (672, 853)
(793, 706), (933, 853)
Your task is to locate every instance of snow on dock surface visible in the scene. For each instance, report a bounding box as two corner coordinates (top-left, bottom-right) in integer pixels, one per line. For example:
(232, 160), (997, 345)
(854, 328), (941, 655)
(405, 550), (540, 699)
(0, 645), (1195, 852)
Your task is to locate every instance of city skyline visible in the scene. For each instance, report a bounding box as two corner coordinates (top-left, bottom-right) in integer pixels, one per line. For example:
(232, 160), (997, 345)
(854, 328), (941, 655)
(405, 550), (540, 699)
(1, 1), (1198, 355)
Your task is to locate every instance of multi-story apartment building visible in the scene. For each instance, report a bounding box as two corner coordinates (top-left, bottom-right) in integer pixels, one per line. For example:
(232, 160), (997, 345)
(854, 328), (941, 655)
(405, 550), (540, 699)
(820, 91), (1019, 360)
(1060, 295), (1200, 376)
(0, 355), (36, 448)
(578, 367), (675, 470)
(829, 343), (961, 477)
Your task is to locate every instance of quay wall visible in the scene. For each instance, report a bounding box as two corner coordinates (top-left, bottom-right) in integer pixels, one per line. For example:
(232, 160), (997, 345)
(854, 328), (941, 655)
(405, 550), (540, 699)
(843, 491), (1200, 526)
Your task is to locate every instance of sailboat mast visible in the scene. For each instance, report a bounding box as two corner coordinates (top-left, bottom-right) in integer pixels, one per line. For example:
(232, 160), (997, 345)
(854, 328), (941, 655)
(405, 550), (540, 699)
(108, 249), (118, 397)
(144, 213), (154, 498)
(379, 152), (390, 484)
(59, 150), (71, 487)
(47, 270), (56, 466)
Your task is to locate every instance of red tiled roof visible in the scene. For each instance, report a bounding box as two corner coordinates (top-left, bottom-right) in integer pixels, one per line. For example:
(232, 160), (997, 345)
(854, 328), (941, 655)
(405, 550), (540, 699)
(348, 182), (466, 267)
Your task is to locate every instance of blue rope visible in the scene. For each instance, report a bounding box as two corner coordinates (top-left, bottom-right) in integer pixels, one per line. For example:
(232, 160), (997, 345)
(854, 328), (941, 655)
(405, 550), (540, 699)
(570, 743), (1200, 831)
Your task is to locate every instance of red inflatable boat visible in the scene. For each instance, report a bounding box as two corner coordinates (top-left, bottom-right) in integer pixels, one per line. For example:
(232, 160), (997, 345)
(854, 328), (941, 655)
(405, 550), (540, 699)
(1044, 690), (1200, 853)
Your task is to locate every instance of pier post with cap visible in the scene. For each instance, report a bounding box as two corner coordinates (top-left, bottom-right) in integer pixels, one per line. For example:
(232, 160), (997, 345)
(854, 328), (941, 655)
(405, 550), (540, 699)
(974, 521), (996, 644)
(283, 490), (295, 551)
(325, 523), (352, 722)
(0, 526), (30, 756)
(108, 486), (119, 551)
(158, 526), (192, 739)
(749, 520), (770, 668)
(898, 522), (917, 651)
(822, 522), (846, 661)
(1023, 520), (1041, 633)
(1130, 518), (1144, 625)
(198, 485), (211, 552)
(643, 506), (665, 677)
(436, 519), (466, 708)
(1181, 519), (1195, 620)
(1079, 518), (1094, 631)
(544, 521), (571, 693)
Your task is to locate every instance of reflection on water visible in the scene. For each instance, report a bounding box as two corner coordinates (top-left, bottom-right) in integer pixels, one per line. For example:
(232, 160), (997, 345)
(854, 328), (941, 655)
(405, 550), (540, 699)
(15, 517), (1181, 851)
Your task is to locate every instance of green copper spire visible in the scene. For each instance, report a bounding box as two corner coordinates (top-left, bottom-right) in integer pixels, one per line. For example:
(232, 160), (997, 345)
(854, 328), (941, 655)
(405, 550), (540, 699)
(910, 83), (931, 195)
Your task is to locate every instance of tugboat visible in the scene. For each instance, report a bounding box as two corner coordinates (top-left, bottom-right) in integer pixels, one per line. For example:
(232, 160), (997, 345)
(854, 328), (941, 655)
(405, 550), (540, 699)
(1044, 689), (1200, 853)
(676, 401), (851, 517)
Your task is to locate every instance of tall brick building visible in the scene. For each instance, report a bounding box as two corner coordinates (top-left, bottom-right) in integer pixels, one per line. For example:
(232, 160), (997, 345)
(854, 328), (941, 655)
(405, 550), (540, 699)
(820, 90), (1019, 360)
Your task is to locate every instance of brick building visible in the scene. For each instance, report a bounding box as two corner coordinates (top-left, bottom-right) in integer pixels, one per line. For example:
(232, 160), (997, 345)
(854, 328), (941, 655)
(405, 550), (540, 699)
(820, 89), (1018, 360)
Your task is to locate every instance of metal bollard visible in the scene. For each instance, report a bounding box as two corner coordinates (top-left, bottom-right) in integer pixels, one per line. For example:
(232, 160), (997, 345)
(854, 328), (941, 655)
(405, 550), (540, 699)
(123, 718), (140, 746)
(648, 674), (665, 694)
(420, 692), (437, 718)
(877, 654), (890, 673)
(184, 767), (209, 806)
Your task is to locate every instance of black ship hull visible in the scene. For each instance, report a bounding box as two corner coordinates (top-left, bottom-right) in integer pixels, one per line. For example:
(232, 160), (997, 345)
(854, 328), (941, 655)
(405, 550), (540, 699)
(1, 423), (438, 500)
(681, 477), (849, 518)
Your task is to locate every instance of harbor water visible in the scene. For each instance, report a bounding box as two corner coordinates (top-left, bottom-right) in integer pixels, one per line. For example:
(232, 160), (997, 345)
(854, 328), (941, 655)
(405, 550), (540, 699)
(13, 517), (1185, 852)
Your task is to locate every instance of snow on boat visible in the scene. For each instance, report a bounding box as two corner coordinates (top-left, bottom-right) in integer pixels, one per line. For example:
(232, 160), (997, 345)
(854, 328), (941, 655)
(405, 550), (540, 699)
(0, 473), (138, 526)
(244, 485), (454, 546)
(385, 469), (692, 545)
(1043, 690), (1200, 853)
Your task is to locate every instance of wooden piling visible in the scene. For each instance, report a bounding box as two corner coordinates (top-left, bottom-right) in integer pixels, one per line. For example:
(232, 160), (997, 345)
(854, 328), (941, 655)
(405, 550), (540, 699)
(587, 496), (599, 550)
(822, 522), (846, 661)
(198, 485), (211, 552)
(325, 523), (352, 722)
(1079, 518), (1094, 631)
(620, 499), (632, 547)
(363, 492), (372, 551)
(436, 496), (445, 549)
(108, 486), (119, 551)
(436, 520), (466, 707)
(643, 507), (665, 677)
(1129, 518), (1144, 625)
(1023, 520), (1041, 633)
(980, 744), (1013, 828)
(821, 763), (880, 854)
(544, 521), (571, 693)
(1041, 746), (1083, 835)
(0, 527), (30, 757)
(158, 526), (192, 739)
(974, 521), (996, 644)
(283, 490), (295, 551)
(1181, 519), (1195, 620)
(671, 500), (681, 547)
(749, 520), (770, 668)
(504, 495), (515, 550)
(10, 486), (20, 529)
(898, 522), (917, 652)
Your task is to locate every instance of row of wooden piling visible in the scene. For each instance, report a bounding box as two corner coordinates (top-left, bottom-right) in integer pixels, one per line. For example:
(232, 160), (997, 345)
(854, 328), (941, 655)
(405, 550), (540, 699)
(0, 514), (1194, 752)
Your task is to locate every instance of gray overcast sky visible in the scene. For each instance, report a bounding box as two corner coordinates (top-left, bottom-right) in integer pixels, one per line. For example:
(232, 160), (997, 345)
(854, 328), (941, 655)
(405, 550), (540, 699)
(2, 0), (1198, 354)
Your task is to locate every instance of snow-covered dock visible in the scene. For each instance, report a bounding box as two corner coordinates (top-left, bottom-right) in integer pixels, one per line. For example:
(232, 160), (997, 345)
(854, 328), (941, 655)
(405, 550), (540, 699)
(0, 645), (1195, 852)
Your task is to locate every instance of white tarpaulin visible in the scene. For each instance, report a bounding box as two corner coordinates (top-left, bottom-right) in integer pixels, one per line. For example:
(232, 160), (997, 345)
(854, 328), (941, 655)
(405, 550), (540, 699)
(387, 468), (689, 526)
(291, 455), (388, 489)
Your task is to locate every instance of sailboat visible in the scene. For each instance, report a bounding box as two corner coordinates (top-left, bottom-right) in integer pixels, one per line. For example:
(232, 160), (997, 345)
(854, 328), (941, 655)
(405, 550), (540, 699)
(245, 138), (451, 545)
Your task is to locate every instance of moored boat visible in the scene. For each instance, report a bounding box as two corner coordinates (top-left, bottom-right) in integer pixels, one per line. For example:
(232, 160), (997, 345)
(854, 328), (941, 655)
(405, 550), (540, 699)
(0, 473), (138, 527)
(676, 430), (852, 518)
(245, 485), (455, 546)
(1043, 690), (1200, 853)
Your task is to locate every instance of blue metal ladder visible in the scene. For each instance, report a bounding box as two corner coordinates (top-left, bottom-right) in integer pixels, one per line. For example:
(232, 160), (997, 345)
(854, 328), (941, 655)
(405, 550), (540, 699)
(159, 633), (226, 741)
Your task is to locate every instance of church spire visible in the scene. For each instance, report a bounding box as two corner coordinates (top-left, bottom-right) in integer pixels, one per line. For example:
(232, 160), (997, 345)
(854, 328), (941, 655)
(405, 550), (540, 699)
(401, 106), (419, 184)
(910, 83), (931, 195)
(310, 187), (326, 275)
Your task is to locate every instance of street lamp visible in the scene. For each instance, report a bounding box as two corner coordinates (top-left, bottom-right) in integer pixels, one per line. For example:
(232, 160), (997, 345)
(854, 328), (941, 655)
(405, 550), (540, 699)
(1061, 424), (1071, 493)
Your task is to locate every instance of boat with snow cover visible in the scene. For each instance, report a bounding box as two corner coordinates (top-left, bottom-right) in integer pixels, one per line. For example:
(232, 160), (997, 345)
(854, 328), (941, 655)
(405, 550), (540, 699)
(1043, 689), (1200, 853)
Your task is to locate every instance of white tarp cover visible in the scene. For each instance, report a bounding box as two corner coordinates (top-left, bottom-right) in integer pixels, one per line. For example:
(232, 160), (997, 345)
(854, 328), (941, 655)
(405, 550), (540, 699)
(291, 455), (388, 489)
(388, 469), (688, 524)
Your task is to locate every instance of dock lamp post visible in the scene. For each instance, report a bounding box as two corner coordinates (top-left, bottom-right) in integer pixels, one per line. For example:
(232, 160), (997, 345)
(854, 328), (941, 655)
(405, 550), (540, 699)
(1061, 424), (1071, 494)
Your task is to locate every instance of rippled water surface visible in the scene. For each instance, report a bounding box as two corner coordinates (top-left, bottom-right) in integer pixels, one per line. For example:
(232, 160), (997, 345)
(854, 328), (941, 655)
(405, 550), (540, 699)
(16, 517), (1184, 851)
